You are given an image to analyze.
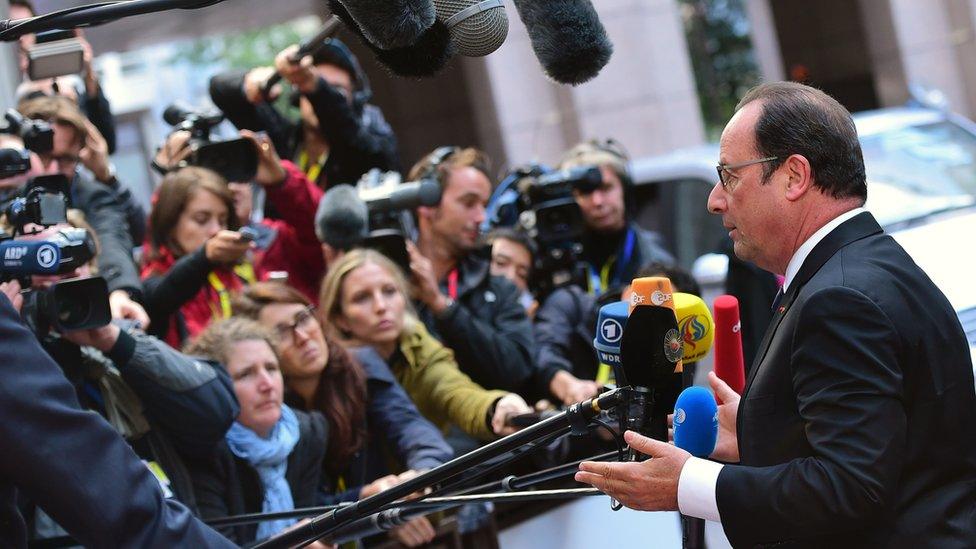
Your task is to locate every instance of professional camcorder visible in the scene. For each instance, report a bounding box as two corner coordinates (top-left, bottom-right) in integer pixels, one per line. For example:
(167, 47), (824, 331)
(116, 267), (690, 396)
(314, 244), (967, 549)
(355, 169), (442, 272)
(1, 109), (54, 161)
(487, 164), (602, 297)
(0, 176), (110, 333)
(161, 102), (258, 182)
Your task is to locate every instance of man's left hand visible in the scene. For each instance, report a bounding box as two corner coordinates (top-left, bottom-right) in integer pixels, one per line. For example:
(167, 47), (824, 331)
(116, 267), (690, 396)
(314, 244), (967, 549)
(575, 430), (691, 512)
(79, 119), (112, 183)
(240, 130), (287, 186)
(109, 290), (150, 329)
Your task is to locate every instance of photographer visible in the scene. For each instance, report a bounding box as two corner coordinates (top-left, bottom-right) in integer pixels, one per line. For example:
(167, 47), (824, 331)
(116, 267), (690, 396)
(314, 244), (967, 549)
(15, 96), (148, 326)
(0, 218), (238, 542)
(408, 147), (536, 395)
(210, 39), (398, 189)
(10, 0), (117, 154)
(558, 140), (675, 294)
(486, 227), (536, 316)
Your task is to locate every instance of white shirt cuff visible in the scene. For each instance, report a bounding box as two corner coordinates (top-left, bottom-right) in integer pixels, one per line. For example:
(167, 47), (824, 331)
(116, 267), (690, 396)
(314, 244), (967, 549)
(677, 456), (723, 522)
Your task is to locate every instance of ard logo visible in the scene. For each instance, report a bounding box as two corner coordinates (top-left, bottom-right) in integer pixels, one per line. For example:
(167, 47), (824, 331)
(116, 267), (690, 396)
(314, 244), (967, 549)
(4, 246), (26, 260)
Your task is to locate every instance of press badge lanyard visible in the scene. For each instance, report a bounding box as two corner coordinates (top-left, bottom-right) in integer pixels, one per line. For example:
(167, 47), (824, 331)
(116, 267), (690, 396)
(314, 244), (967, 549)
(208, 263), (257, 319)
(446, 268), (459, 299)
(299, 150), (328, 184)
(588, 229), (635, 294)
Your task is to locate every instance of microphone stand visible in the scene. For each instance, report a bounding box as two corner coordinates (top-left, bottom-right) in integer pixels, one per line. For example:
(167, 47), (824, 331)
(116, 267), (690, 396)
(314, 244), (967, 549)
(0, 0), (230, 41)
(253, 388), (631, 548)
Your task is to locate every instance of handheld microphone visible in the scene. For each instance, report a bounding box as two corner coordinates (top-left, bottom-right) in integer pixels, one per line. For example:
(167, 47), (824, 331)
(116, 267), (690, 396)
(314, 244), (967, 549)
(618, 303), (681, 442)
(264, 15), (343, 97)
(712, 294), (745, 402)
(672, 386), (718, 458)
(673, 293), (713, 364)
(593, 300), (629, 385)
(314, 184), (369, 250)
(332, 0), (436, 50)
(510, 0), (613, 85)
(433, 0), (508, 57)
(672, 386), (717, 549)
(630, 277), (683, 373)
(329, 0), (455, 78)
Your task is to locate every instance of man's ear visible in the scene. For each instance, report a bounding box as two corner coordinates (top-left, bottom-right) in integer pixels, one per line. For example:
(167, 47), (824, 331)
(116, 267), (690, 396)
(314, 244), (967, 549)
(783, 154), (814, 201)
(417, 205), (434, 224)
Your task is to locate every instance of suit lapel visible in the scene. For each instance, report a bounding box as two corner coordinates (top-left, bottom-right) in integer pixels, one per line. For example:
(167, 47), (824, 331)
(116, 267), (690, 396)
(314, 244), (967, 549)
(741, 212), (884, 397)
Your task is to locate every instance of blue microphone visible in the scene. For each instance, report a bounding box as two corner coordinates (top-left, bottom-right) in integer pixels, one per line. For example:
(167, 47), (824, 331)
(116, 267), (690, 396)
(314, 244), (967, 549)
(672, 386), (718, 458)
(0, 239), (62, 276)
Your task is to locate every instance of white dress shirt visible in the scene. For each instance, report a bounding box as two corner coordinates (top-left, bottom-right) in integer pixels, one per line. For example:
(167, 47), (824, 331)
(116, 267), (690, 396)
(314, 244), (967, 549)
(676, 207), (867, 522)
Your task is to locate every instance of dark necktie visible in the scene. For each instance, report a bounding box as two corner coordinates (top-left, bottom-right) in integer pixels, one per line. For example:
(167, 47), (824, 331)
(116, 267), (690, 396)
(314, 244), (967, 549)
(771, 288), (785, 312)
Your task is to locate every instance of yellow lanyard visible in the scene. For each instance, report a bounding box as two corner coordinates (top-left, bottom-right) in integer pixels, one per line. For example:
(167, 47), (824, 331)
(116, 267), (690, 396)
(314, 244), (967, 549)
(299, 150), (327, 185)
(207, 263), (257, 319)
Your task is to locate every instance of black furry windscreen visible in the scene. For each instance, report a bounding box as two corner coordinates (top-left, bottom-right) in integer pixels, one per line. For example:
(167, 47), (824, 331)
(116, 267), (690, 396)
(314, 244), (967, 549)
(328, 0), (455, 78)
(511, 0), (614, 85)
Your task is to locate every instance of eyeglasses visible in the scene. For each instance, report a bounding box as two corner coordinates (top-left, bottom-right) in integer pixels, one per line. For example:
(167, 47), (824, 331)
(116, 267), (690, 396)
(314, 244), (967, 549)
(274, 306), (317, 346)
(716, 156), (780, 191)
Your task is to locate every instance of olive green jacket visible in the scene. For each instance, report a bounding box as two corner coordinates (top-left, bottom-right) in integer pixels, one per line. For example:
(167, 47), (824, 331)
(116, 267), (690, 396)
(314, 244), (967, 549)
(391, 322), (507, 441)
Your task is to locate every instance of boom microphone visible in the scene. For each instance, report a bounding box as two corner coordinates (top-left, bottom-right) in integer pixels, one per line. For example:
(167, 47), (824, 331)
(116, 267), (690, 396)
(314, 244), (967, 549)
(315, 184), (369, 250)
(433, 0), (508, 56)
(359, 178), (442, 213)
(510, 0), (613, 85)
(329, 0), (455, 78)
(713, 294), (745, 402)
(332, 0), (435, 50)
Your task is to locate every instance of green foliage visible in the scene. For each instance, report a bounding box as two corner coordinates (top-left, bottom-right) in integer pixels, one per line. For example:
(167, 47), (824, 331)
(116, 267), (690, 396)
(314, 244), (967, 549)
(170, 17), (321, 71)
(679, 0), (762, 140)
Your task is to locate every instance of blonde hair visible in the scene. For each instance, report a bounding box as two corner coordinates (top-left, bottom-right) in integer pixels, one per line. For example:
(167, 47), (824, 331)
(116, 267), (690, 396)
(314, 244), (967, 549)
(319, 248), (417, 343)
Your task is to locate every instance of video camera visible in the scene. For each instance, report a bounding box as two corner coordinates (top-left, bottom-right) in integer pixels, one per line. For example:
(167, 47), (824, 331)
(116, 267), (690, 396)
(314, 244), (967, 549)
(161, 102), (258, 183)
(354, 169), (442, 272)
(0, 109), (54, 168)
(0, 175), (110, 333)
(488, 164), (602, 297)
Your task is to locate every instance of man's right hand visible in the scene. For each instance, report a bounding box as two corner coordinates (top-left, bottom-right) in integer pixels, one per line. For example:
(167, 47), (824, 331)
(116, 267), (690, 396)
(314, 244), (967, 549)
(204, 230), (252, 265)
(243, 66), (280, 104)
(274, 44), (318, 95)
(492, 393), (532, 436)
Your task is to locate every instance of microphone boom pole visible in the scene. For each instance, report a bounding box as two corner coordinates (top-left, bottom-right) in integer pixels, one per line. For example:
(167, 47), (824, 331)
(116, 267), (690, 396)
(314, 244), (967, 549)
(254, 388), (630, 548)
(0, 0), (229, 41)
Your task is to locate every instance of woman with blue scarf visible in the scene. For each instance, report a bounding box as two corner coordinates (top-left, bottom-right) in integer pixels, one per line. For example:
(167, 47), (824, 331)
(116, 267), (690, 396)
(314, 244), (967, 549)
(184, 318), (333, 547)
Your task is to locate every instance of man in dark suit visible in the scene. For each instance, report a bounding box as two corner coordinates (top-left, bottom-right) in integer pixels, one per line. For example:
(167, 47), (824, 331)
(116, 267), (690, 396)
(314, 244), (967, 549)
(576, 82), (976, 547)
(0, 290), (235, 548)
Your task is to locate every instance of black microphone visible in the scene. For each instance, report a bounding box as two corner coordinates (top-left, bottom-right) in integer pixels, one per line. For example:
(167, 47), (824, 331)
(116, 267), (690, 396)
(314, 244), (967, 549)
(328, 0), (455, 78)
(510, 0), (614, 85)
(433, 0), (508, 57)
(263, 15), (343, 97)
(332, 0), (435, 50)
(618, 304), (681, 443)
(314, 184), (369, 250)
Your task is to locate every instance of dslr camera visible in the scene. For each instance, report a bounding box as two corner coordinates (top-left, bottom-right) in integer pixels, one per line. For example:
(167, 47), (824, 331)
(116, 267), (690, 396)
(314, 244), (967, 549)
(487, 164), (602, 297)
(0, 175), (109, 334)
(160, 102), (258, 183)
(0, 109), (54, 178)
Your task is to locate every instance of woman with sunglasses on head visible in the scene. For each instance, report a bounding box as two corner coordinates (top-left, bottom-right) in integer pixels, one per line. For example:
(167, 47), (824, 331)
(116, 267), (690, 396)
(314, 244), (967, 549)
(319, 249), (532, 445)
(234, 282), (453, 548)
(143, 133), (325, 348)
(183, 318), (332, 547)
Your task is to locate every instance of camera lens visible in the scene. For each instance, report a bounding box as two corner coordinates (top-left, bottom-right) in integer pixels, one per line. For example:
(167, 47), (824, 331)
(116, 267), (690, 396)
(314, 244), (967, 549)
(57, 297), (92, 329)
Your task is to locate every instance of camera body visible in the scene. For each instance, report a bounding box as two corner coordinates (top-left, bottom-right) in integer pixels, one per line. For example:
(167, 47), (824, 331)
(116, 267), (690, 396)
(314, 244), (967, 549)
(496, 164), (602, 297)
(1, 109), (54, 159)
(355, 169), (442, 273)
(27, 30), (86, 81)
(162, 103), (258, 183)
(0, 176), (110, 334)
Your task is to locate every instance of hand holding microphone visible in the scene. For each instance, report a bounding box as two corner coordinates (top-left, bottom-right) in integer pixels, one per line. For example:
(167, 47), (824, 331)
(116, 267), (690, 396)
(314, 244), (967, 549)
(491, 393), (532, 436)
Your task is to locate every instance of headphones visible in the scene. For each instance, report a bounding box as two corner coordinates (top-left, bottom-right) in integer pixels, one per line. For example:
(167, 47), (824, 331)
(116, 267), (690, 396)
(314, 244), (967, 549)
(420, 146), (460, 186)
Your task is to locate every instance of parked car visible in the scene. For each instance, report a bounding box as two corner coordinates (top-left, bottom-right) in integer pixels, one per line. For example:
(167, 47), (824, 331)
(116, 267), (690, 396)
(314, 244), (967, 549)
(628, 104), (976, 378)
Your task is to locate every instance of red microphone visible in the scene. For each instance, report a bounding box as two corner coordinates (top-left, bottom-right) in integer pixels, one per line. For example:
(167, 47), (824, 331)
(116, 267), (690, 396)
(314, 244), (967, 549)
(712, 295), (745, 403)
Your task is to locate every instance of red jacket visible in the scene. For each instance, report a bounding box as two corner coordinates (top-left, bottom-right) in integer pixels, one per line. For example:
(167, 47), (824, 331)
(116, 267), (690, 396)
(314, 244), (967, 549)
(141, 161), (325, 348)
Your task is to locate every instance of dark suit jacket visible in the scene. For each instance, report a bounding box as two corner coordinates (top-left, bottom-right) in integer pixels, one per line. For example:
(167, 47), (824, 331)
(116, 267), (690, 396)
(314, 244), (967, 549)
(0, 294), (234, 548)
(715, 212), (976, 548)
